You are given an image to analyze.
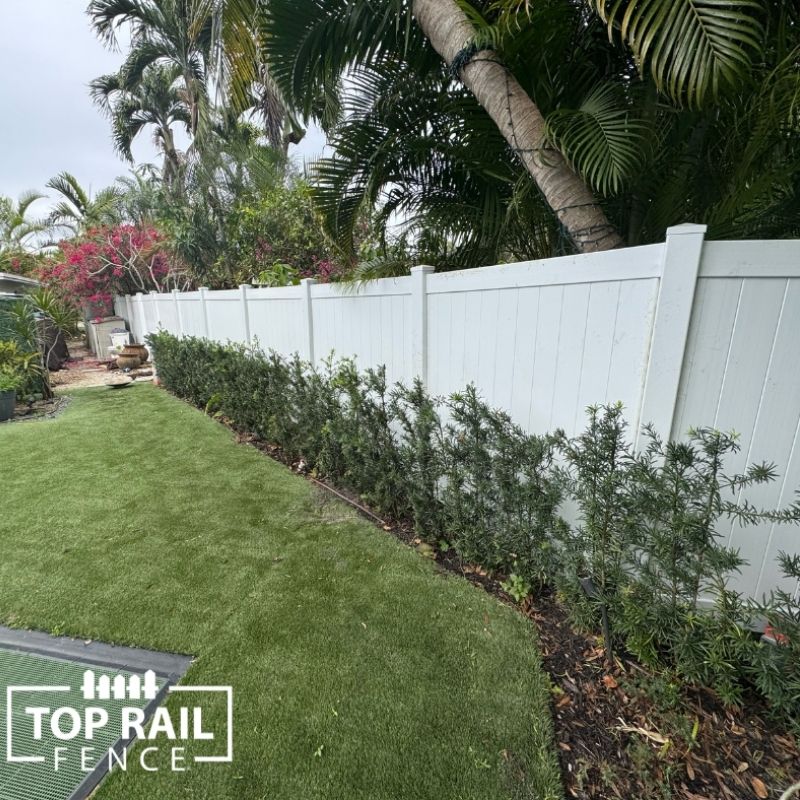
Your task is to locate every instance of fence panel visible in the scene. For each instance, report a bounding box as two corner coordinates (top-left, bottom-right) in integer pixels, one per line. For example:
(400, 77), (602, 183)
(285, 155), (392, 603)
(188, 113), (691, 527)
(425, 247), (662, 436)
(176, 293), (204, 338)
(673, 241), (800, 598)
(311, 280), (413, 385)
(113, 232), (800, 599)
(246, 287), (305, 355)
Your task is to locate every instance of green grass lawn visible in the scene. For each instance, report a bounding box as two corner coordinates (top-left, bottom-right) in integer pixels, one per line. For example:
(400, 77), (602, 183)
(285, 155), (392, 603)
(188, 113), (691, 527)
(0, 385), (561, 800)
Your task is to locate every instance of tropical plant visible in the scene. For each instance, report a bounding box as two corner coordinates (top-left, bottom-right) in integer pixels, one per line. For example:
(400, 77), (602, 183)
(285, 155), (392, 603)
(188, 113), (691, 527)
(0, 192), (48, 266)
(38, 223), (188, 316)
(212, 0), (303, 151)
(27, 288), (81, 339)
(90, 64), (192, 184)
(0, 368), (24, 394)
(0, 305), (51, 397)
(219, 0), (800, 264)
(45, 172), (123, 235)
(0, 340), (42, 396)
(227, 180), (339, 283)
(88, 0), (214, 137)
(160, 116), (288, 283)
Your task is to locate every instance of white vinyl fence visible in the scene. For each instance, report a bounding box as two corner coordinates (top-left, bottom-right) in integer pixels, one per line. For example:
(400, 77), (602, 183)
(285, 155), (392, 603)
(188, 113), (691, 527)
(115, 224), (800, 601)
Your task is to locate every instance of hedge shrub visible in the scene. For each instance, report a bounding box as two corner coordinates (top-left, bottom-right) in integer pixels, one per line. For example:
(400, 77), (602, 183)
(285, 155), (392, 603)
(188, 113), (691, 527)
(149, 332), (800, 730)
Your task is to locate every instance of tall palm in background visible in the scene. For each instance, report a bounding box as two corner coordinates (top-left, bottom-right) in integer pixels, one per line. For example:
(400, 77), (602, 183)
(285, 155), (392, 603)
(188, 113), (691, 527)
(45, 172), (123, 235)
(90, 64), (193, 185)
(87, 0), (214, 137)
(219, 0), (799, 268)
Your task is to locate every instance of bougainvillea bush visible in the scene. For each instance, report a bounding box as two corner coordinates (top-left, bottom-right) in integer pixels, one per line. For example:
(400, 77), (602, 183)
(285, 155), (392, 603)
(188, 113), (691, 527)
(39, 224), (189, 316)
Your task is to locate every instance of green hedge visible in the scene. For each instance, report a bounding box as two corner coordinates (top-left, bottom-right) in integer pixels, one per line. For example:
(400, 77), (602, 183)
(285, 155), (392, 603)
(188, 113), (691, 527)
(149, 332), (800, 729)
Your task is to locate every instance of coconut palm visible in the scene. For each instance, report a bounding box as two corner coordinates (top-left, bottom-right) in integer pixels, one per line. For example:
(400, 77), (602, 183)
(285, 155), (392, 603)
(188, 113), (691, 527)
(90, 64), (192, 185)
(87, 0), (214, 136)
(45, 172), (123, 235)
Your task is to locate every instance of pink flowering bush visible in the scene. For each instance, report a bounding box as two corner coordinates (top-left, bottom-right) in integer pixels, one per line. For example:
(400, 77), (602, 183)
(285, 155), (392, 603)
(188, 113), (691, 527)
(39, 225), (188, 315)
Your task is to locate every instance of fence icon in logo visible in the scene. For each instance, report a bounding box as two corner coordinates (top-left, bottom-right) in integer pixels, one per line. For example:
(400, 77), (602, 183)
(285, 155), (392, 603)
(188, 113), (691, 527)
(81, 669), (158, 702)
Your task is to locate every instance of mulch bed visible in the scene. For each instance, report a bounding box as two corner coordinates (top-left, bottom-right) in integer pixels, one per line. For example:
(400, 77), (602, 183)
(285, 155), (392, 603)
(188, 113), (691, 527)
(528, 594), (798, 800)
(2, 395), (71, 424)
(217, 421), (800, 799)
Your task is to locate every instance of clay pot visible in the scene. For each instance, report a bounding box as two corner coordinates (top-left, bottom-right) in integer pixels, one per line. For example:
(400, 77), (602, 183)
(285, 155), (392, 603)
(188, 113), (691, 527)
(116, 353), (141, 371)
(123, 343), (149, 363)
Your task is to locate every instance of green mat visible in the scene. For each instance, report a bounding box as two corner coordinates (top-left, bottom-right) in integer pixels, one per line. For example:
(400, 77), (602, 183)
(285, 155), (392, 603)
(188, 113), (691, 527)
(0, 648), (161, 800)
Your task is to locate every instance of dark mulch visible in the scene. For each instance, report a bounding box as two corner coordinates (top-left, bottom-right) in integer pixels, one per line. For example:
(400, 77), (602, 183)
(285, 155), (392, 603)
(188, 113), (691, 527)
(223, 423), (800, 800)
(527, 593), (798, 799)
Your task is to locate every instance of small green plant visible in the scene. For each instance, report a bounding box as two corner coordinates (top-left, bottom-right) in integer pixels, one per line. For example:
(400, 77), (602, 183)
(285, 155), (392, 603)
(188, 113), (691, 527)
(256, 262), (300, 287)
(500, 571), (532, 604)
(0, 369), (23, 393)
(0, 340), (42, 394)
(749, 552), (800, 732)
(554, 403), (635, 657)
(204, 392), (223, 416)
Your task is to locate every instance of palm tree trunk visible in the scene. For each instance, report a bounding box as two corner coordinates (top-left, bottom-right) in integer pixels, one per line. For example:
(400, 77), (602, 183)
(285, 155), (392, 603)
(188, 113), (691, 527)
(160, 126), (181, 187)
(412, 0), (622, 253)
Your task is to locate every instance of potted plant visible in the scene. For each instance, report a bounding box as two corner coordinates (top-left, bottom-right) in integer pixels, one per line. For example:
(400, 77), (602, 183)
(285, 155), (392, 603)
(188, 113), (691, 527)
(0, 369), (22, 423)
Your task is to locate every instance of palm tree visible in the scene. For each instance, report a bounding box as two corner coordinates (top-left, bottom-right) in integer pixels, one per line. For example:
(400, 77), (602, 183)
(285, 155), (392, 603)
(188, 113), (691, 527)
(211, 0), (303, 151)
(410, 0), (622, 252)
(220, 0), (786, 258)
(87, 0), (213, 137)
(0, 192), (48, 266)
(90, 64), (192, 185)
(45, 172), (123, 235)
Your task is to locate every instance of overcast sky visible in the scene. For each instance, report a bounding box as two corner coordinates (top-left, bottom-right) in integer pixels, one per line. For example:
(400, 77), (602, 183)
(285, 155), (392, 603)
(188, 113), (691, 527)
(0, 1), (325, 215)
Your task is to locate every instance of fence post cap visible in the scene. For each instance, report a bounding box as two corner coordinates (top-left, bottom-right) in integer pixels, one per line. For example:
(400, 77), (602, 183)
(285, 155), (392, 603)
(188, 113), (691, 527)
(665, 223), (707, 237)
(410, 264), (435, 275)
(300, 277), (316, 285)
(238, 283), (251, 289)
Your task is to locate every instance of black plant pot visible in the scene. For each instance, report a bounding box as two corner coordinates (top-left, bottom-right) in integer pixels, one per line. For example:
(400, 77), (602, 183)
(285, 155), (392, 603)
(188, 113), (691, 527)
(0, 389), (16, 422)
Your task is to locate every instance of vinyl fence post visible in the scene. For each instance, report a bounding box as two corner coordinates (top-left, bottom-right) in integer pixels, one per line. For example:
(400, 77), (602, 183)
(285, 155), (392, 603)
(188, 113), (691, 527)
(150, 290), (161, 330)
(172, 289), (184, 338)
(135, 292), (146, 342)
(125, 295), (134, 333)
(638, 223), (707, 444)
(239, 284), (251, 345)
(411, 265), (434, 386)
(300, 278), (316, 363)
(198, 287), (210, 339)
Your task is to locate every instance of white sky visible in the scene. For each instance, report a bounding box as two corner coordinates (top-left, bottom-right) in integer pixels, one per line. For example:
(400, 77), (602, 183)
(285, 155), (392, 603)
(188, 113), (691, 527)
(0, 0), (325, 216)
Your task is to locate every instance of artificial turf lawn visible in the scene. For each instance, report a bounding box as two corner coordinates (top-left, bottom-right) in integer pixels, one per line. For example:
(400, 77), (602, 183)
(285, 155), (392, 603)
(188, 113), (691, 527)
(0, 385), (562, 800)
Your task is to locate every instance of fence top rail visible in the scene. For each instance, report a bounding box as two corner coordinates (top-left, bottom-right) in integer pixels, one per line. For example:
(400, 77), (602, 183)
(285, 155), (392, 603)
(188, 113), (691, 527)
(310, 277), (411, 299)
(426, 243), (663, 295)
(700, 240), (800, 278)
(121, 238), (800, 306)
(202, 288), (242, 300)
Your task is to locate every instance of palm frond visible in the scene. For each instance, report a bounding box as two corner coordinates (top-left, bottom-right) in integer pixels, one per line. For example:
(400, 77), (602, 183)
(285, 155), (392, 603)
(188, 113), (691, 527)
(545, 84), (653, 195)
(591, 0), (766, 106)
(46, 172), (89, 214)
